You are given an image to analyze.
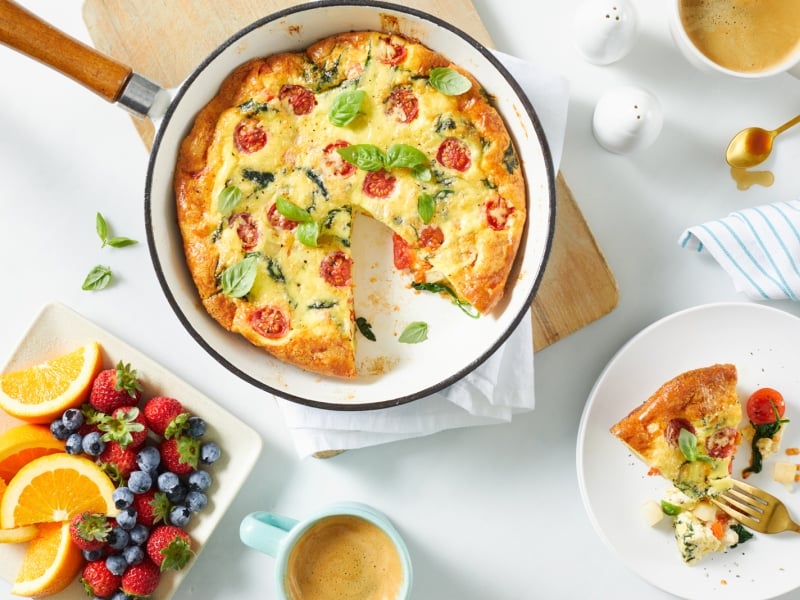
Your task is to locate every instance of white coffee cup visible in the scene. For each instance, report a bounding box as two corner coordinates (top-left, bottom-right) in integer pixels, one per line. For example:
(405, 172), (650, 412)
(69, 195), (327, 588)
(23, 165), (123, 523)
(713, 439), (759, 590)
(668, 0), (800, 79)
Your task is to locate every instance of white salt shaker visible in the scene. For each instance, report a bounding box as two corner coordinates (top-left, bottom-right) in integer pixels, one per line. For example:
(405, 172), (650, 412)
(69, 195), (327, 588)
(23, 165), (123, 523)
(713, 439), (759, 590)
(573, 0), (638, 65)
(592, 86), (663, 154)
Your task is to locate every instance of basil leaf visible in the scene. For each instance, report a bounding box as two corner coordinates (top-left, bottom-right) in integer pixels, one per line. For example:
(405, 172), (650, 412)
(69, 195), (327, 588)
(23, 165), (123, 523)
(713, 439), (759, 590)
(385, 143), (428, 170)
(336, 144), (386, 171)
(106, 236), (138, 248)
(418, 193), (435, 224)
(412, 165), (432, 182)
(218, 185), (243, 215)
(660, 500), (682, 516)
(356, 317), (376, 341)
(276, 197), (313, 223)
(429, 67), (472, 95)
(328, 89), (366, 127)
(82, 265), (112, 291)
(678, 428), (698, 462)
(96, 213), (109, 243)
(297, 221), (320, 247)
(399, 321), (428, 344)
(220, 255), (258, 298)
(96, 213), (138, 248)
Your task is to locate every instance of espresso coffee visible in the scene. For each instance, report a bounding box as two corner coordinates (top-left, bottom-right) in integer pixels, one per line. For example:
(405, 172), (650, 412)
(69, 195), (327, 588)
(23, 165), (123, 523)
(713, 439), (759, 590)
(285, 515), (404, 600)
(679, 0), (800, 73)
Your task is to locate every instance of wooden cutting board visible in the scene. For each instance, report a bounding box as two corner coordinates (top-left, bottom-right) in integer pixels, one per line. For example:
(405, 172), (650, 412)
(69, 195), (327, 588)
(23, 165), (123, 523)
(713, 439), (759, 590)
(82, 0), (618, 351)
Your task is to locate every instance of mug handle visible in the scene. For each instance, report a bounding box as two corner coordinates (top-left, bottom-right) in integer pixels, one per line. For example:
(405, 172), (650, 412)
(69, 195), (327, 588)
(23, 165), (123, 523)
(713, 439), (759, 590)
(240, 511), (298, 557)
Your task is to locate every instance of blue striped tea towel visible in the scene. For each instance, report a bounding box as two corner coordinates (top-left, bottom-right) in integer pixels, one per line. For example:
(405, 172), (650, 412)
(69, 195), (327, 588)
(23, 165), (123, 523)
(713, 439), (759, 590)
(678, 200), (800, 301)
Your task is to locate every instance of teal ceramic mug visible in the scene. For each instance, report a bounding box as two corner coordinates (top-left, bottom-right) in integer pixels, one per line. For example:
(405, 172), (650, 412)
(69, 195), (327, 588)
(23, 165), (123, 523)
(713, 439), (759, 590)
(239, 501), (413, 600)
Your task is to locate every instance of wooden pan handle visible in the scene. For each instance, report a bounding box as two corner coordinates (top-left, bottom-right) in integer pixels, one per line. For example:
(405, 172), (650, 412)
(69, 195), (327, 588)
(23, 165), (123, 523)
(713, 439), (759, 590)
(0, 0), (131, 102)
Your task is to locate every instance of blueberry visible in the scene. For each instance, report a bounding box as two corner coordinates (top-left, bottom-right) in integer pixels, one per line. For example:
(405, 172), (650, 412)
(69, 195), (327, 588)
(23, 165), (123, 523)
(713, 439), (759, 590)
(123, 544), (144, 566)
(49, 419), (70, 441)
(65, 433), (83, 455)
(106, 553), (128, 576)
(168, 505), (191, 528)
(61, 408), (85, 432)
(107, 527), (130, 550)
(129, 524), (150, 546)
(127, 470), (152, 494)
(157, 471), (180, 494)
(166, 483), (187, 504)
(185, 490), (208, 512)
(187, 470), (212, 491)
(200, 441), (221, 465)
(82, 548), (105, 561)
(110, 592), (133, 600)
(136, 445), (160, 473)
(81, 431), (105, 457)
(185, 416), (206, 438)
(112, 487), (134, 510)
(116, 507), (138, 530)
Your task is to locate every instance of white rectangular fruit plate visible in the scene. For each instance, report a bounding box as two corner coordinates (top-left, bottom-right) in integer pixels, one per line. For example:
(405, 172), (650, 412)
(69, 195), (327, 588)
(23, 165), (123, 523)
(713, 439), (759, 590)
(0, 302), (263, 599)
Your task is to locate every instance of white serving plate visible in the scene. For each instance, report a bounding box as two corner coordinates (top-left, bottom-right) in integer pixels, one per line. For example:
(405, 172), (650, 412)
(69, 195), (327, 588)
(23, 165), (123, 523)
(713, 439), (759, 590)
(0, 303), (263, 600)
(577, 302), (800, 600)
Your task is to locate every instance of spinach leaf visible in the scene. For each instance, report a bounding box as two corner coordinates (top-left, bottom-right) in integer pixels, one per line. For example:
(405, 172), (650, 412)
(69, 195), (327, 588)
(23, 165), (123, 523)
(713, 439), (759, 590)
(356, 317), (376, 341)
(242, 169), (275, 190)
(411, 281), (480, 319)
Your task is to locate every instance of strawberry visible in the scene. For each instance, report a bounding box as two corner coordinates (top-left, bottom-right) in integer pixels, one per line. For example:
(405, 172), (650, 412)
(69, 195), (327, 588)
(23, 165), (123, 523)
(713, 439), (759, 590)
(146, 524), (193, 571)
(81, 559), (121, 598)
(143, 396), (188, 438)
(159, 436), (200, 475)
(69, 512), (110, 552)
(133, 488), (171, 527)
(89, 360), (143, 413)
(99, 406), (147, 450)
(121, 558), (161, 597)
(96, 440), (138, 484)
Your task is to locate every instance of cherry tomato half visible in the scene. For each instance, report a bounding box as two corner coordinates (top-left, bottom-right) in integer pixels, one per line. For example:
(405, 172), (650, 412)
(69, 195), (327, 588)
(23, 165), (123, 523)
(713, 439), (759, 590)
(746, 387), (786, 425)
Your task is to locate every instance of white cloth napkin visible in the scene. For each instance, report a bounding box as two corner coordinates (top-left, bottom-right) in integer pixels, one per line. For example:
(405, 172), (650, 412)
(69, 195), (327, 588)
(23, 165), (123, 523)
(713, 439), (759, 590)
(279, 51), (570, 458)
(678, 200), (800, 301)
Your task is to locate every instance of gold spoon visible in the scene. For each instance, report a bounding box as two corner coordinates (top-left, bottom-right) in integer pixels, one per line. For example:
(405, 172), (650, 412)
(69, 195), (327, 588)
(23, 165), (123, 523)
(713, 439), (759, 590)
(726, 113), (800, 168)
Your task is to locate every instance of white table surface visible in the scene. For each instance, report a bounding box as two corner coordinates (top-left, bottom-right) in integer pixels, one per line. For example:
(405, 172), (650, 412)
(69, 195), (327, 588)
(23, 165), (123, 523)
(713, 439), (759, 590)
(2, 1), (800, 599)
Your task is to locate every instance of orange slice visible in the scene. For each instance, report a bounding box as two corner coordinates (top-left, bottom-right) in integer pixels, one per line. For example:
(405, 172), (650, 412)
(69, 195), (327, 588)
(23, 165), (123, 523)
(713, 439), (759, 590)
(0, 478), (38, 543)
(0, 453), (116, 529)
(0, 341), (102, 424)
(0, 424), (65, 482)
(11, 520), (83, 597)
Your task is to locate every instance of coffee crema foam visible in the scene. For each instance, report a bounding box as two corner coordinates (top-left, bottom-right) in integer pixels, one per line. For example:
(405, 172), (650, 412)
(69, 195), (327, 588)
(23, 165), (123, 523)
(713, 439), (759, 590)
(285, 515), (404, 600)
(679, 0), (800, 73)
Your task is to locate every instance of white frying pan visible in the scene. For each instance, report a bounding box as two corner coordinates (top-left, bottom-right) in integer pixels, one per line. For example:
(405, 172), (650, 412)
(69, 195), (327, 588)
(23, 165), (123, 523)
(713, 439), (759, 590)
(0, 0), (555, 410)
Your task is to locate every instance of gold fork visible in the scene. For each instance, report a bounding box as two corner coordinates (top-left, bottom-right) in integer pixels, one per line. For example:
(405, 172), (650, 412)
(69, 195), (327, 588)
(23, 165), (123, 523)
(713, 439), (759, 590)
(711, 479), (800, 534)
